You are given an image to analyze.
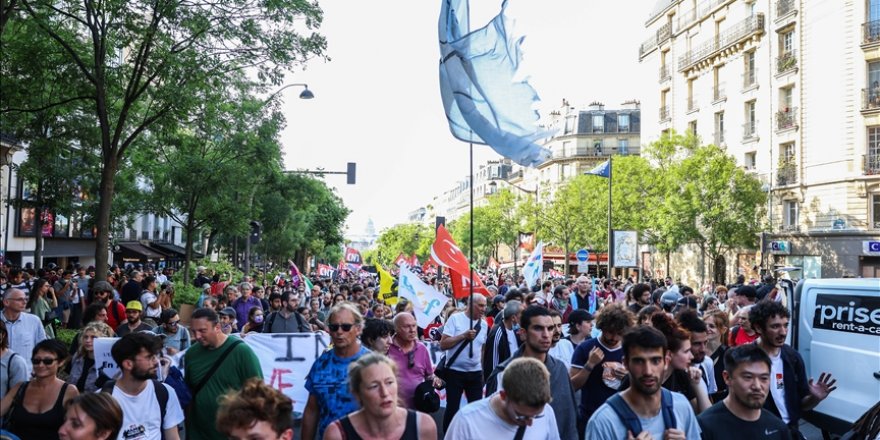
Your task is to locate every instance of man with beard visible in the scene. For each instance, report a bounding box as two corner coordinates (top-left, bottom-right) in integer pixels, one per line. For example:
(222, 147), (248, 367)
(586, 326), (700, 440)
(547, 309), (574, 369)
(697, 344), (791, 439)
(750, 301), (836, 437)
(106, 332), (184, 440)
(263, 291), (311, 333)
(678, 309), (718, 399)
(185, 307), (263, 440)
(627, 283), (652, 315)
(116, 301), (154, 337)
(485, 306), (578, 440)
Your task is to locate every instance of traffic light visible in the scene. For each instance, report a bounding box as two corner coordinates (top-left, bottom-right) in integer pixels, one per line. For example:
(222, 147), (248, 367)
(249, 221), (262, 244)
(346, 162), (356, 185)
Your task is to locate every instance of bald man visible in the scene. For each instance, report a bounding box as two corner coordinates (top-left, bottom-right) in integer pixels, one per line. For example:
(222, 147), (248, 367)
(387, 313), (436, 408)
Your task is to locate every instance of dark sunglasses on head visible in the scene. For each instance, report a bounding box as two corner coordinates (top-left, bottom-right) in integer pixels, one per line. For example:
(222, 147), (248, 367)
(32, 357), (57, 366)
(328, 323), (354, 332)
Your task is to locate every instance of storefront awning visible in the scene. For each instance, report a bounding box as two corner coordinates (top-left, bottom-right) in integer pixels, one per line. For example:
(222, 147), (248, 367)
(115, 242), (165, 261)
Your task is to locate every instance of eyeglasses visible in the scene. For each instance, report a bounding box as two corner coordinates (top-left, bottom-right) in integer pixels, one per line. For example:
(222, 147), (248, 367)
(6, 297), (26, 302)
(511, 409), (545, 423)
(31, 357), (57, 366)
(328, 323), (355, 332)
(166, 321), (180, 327)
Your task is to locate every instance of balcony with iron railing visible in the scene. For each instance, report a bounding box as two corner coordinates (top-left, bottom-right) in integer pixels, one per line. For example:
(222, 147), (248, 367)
(777, 161), (797, 186)
(659, 105), (671, 122)
(639, 22), (673, 58)
(776, 50), (797, 75)
(659, 64), (671, 83)
(743, 69), (757, 90)
(743, 120), (757, 141)
(678, 14), (765, 71)
(776, 107), (797, 132)
(866, 152), (880, 175)
(861, 88), (880, 112)
(776, 0), (796, 18)
(712, 82), (726, 102)
(676, 0), (735, 32)
(863, 20), (880, 46)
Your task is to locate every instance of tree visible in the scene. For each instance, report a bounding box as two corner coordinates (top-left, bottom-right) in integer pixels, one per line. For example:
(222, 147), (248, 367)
(139, 84), (285, 281)
(3, 0), (327, 279)
(375, 223), (433, 266)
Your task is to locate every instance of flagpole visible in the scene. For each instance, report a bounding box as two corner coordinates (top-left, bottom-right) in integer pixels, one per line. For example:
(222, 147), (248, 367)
(468, 136), (475, 358)
(607, 156), (613, 279)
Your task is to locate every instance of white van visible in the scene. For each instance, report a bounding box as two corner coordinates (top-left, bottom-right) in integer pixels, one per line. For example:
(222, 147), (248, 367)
(788, 278), (880, 435)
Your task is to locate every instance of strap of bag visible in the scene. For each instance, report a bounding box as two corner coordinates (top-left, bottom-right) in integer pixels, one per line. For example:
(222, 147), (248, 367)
(191, 339), (243, 397)
(607, 393), (642, 435)
(6, 352), (16, 388)
(660, 388), (677, 431)
(152, 378), (169, 435)
(447, 319), (482, 366)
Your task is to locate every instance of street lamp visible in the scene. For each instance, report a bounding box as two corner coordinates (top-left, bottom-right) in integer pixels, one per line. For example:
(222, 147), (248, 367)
(264, 83), (314, 103)
(488, 179), (539, 278)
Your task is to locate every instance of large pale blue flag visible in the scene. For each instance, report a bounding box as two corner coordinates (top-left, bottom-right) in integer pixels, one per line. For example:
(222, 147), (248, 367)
(398, 266), (449, 328)
(522, 241), (544, 289)
(439, 0), (553, 167)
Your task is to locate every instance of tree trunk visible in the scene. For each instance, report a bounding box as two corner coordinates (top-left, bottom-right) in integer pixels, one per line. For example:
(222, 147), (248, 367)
(183, 212), (196, 288)
(665, 250), (671, 279)
(563, 238), (570, 276)
(94, 155), (118, 282)
(34, 207), (44, 269)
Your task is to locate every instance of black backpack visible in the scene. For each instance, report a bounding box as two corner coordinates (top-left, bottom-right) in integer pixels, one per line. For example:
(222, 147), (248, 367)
(102, 379), (169, 439)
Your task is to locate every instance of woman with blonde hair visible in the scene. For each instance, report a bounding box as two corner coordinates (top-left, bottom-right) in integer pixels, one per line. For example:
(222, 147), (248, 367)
(702, 308), (730, 401)
(323, 352), (436, 440)
(67, 322), (114, 393)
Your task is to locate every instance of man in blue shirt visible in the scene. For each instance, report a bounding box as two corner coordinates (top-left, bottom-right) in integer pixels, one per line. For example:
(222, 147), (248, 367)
(302, 302), (370, 440)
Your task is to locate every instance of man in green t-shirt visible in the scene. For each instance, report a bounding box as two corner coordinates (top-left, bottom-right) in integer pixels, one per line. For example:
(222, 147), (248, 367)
(185, 307), (263, 440)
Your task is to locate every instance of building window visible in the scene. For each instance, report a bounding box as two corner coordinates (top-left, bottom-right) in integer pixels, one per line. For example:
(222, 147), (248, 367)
(868, 126), (880, 174)
(592, 114), (604, 132)
(784, 200), (798, 227)
(873, 194), (880, 228)
(745, 152), (756, 170)
(687, 78), (696, 111)
(688, 120), (697, 136)
(780, 29), (794, 55)
(594, 140), (603, 155)
(618, 139), (629, 155)
(618, 114), (630, 132)
(744, 51), (756, 88)
(713, 65), (725, 101)
(714, 111), (725, 144)
(562, 141), (571, 157)
(744, 101), (756, 138)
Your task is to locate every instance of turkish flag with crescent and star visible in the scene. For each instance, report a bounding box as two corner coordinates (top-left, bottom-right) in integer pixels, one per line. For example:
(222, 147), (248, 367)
(449, 269), (491, 299)
(431, 225), (472, 277)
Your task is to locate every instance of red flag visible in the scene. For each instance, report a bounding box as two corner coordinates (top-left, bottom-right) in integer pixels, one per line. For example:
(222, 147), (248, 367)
(450, 269), (491, 299)
(394, 253), (408, 267)
(344, 247), (363, 266)
(519, 232), (535, 251)
(317, 264), (334, 278)
(431, 225), (472, 277)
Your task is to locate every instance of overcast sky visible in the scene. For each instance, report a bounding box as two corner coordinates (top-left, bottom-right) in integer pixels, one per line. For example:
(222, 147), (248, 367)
(278, 0), (653, 237)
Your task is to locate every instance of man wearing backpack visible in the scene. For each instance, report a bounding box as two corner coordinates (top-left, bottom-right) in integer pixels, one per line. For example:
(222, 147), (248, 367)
(262, 291), (310, 334)
(105, 332), (184, 440)
(586, 326), (700, 440)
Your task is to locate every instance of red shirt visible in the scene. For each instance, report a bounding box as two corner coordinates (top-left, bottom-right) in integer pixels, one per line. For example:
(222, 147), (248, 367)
(105, 300), (126, 331)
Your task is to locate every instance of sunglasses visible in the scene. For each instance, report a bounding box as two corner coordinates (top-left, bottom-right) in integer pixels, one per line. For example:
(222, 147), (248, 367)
(511, 409), (545, 423)
(166, 321), (180, 327)
(32, 357), (57, 366)
(328, 323), (355, 332)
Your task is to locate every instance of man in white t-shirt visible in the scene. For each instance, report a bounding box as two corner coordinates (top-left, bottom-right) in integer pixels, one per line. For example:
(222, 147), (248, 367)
(105, 332), (184, 440)
(439, 294), (489, 431)
(446, 357), (560, 440)
(547, 310), (574, 369)
(140, 275), (163, 322)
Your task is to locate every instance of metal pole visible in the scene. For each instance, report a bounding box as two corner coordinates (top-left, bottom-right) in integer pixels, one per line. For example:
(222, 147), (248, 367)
(3, 161), (13, 263)
(468, 139), (475, 358)
(607, 156), (613, 278)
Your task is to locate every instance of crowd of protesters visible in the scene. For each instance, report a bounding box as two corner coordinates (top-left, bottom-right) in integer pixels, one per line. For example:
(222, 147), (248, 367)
(0, 260), (875, 439)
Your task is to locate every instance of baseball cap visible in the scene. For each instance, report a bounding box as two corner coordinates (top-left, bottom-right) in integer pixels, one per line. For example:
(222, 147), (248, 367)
(125, 301), (143, 311)
(219, 307), (236, 318)
(660, 291), (682, 308)
(676, 296), (698, 309)
(202, 283), (212, 291)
